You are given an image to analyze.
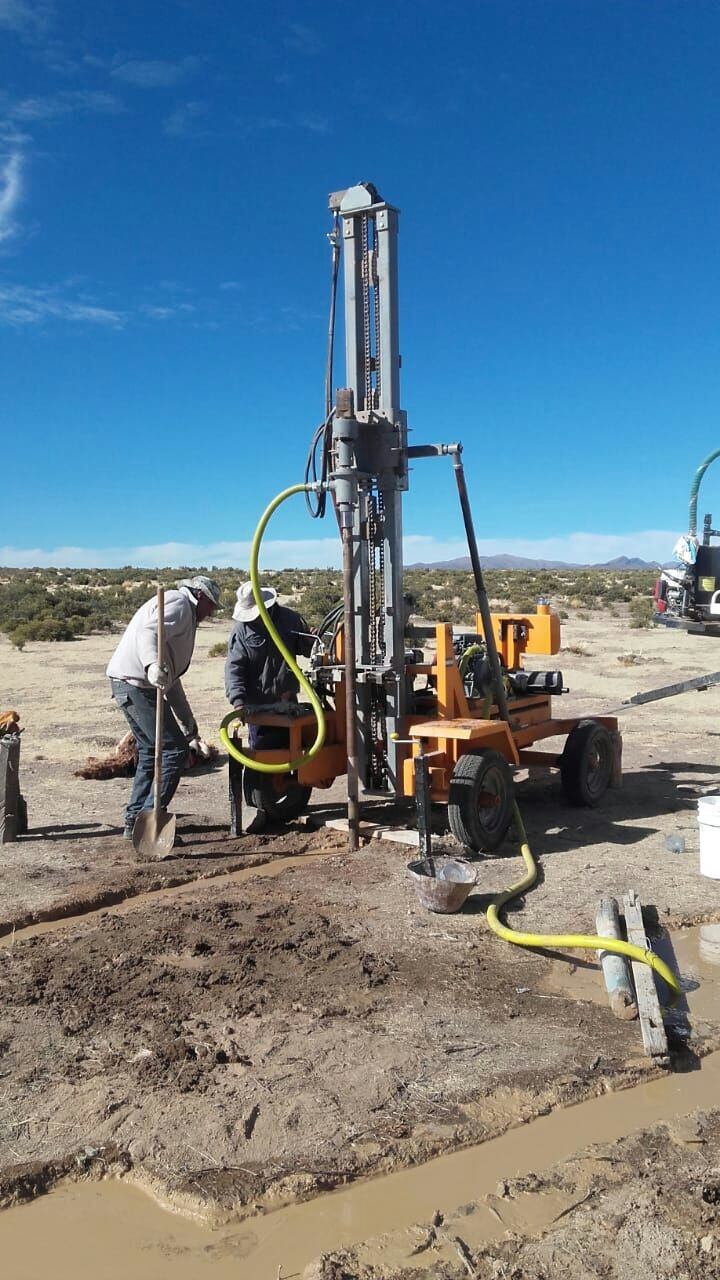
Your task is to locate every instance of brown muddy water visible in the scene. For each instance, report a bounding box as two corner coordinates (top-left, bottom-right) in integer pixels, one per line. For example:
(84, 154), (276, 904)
(4, 1050), (720, 1278)
(2, 924), (719, 1278)
(541, 921), (720, 1027)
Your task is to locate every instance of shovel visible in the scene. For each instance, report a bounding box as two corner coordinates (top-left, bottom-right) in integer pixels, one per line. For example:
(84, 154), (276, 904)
(132, 586), (177, 859)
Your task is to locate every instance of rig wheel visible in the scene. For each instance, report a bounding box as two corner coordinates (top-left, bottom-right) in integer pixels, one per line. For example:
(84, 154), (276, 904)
(560, 720), (613, 807)
(243, 773), (312, 822)
(448, 749), (514, 854)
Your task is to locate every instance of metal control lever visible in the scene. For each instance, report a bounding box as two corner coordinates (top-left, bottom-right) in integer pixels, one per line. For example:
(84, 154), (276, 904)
(390, 733), (442, 860)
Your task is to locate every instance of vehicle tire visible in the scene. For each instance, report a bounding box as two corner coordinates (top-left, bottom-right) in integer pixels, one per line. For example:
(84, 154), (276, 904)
(560, 720), (613, 807)
(448, 749), (514, 854)
(243, 772), (312, 821)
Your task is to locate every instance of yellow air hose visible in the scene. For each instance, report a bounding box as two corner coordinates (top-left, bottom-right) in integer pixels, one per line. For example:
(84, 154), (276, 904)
(224, 494), (681, 999)
(219, 483), (326, 775)
(486, 800), (682, 999)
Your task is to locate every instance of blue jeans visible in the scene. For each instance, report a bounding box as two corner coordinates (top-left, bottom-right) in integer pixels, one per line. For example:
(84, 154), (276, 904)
(110, 680), (188, 826)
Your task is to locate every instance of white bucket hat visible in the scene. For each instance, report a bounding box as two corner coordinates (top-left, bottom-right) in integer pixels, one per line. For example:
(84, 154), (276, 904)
(233, 581), (278, 622)
(176, 575), (221, 607)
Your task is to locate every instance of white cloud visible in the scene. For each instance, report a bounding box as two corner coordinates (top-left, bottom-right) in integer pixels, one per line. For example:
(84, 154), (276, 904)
(0, 0), (51, 35)
(298, 113), (330, 135)
(0, 151), (23, 242)
(163, 99), (208, 138)
(0, 539), (336, 570)
(0, 282), (205, 328)
(0, 530), (681, 571)
(9, 90), (125, 122)
(111, 57), (199, 88)
(284, 23), (324, 56)
(140, 302), (195, 320)
(0, 283), (126, 326)
(239, 112), (330, 137)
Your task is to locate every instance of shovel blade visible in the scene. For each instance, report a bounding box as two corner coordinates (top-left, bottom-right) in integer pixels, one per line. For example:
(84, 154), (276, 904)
(132, 809), (177, 859)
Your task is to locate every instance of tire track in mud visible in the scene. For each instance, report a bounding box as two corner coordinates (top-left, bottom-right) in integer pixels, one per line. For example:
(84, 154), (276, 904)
(0, 845), (347, 947)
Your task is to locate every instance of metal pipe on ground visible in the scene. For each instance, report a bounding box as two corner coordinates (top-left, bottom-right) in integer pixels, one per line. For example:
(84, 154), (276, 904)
(596, 897), (638, 1020)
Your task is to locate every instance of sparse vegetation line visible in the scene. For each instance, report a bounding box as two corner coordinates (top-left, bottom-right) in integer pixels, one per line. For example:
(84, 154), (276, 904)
(0, 567), (658, 647)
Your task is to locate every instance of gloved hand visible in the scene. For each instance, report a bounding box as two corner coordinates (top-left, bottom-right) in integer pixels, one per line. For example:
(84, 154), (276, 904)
(188, 735), (212, 760)
(233, 705), (247, 723)
(147, 662), (169, 689)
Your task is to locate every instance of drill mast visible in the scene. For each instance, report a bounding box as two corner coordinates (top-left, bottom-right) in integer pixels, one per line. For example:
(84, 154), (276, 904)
(329, 183), (409, 794)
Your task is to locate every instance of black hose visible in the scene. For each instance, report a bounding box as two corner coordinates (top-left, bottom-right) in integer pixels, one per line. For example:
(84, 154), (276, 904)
(452, 451), (511, 724)
(316, 601), (344, 637)
(305, 211), (341, 521)
(326, 212), (340, 420)
(304, 413), (334, 519)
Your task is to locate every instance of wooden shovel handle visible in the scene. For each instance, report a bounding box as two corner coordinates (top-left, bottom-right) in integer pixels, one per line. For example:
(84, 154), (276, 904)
(154, 586), (165, 818)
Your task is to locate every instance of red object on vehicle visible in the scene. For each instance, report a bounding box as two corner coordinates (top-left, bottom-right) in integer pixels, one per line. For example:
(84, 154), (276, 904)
(653, 579), (667, 612)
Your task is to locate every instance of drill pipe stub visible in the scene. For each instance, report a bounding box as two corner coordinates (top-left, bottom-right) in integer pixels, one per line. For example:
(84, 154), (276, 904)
(406, 441), (461, 459)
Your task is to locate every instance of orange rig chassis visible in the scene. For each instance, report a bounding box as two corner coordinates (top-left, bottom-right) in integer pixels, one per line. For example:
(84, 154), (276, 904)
(234, 603), (621, 853)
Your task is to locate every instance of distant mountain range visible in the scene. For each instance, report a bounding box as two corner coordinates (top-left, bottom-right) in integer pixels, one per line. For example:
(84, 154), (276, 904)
(406, 554), (661, 571)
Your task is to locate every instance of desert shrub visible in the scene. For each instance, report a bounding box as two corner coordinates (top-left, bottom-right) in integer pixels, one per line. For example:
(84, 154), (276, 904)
(629, 596), (654, 629)
(208, 641), (227, 658)
(617, 652), (649, 666)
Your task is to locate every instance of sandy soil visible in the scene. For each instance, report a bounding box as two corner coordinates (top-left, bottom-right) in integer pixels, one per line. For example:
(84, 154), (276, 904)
(1, 609), (720, 1276)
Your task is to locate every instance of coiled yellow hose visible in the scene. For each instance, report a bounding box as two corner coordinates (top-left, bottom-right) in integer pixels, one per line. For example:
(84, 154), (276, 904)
(220, 484), (326, 775)
(486, 800), (682, 999)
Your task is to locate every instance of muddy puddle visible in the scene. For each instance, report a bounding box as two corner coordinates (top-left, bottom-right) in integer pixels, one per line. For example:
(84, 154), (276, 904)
(540, 922), (720, 1028)
(4, 1046), (720, 1279)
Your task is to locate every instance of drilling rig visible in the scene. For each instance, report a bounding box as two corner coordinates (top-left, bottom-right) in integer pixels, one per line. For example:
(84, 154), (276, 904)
(222, 183), (621, 851)
(655, 448), (720, 635)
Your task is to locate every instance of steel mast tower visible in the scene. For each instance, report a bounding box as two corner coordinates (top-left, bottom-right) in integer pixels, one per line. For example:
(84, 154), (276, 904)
(329, 183), (409, 795)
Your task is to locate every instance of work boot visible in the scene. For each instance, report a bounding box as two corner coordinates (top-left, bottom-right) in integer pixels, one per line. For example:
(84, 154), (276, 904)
(244, 809), (267, 835)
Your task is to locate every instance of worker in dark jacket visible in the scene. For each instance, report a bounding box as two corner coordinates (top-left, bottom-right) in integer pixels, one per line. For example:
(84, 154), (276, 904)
(225, 582), (314, 831)
(225, 581), (314, 741)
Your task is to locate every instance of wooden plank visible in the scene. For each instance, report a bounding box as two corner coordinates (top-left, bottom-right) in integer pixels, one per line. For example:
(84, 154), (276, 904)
(409, 718), (498, 741)
(622, 890), (669, 1059)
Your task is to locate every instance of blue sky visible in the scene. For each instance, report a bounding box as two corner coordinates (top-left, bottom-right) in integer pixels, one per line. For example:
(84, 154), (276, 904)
(2, 0), (720, 568)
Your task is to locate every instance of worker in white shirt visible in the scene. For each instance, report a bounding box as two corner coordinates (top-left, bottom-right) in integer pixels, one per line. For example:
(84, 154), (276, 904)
(106, 575), (221, 837)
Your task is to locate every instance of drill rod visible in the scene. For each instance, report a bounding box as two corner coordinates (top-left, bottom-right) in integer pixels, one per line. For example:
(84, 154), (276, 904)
(341, 523), (360, 850)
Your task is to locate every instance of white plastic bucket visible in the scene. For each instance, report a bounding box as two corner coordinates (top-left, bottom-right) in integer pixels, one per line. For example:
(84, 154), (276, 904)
(697, 795), (720, 879)
(699, 923), (720, 967)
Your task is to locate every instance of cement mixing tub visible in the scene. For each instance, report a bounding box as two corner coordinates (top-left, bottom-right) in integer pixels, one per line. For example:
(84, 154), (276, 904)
(407, 856), (477, 914)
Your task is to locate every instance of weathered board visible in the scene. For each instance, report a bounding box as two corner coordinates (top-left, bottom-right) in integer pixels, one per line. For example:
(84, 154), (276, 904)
(622, 890), (669, 1060)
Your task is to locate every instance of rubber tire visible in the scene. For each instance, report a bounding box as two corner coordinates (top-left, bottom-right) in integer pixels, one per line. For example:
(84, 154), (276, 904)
(560, 720), (613, 807)
(243, 772), (312, 822)
(448, 749), (514, 854)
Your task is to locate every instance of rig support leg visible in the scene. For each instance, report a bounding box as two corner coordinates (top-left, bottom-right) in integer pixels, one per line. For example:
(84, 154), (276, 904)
(228, 749), (243, 837)
(610, 730), (623, 789)
(414, 751), (433, 862)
